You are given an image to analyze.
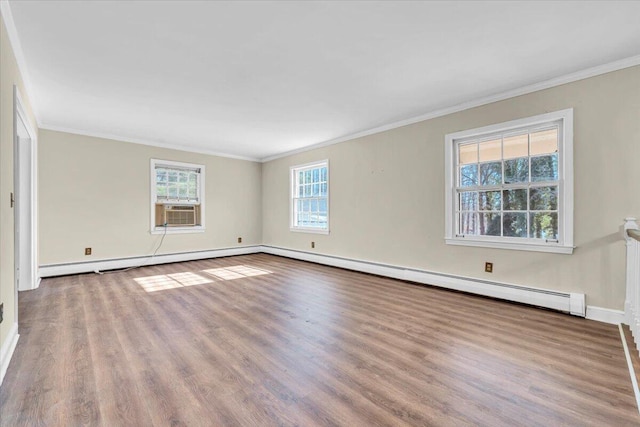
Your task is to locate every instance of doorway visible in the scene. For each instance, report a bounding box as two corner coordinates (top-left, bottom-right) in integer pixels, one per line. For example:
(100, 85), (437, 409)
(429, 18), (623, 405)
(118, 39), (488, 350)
(13, 85), (38, 323)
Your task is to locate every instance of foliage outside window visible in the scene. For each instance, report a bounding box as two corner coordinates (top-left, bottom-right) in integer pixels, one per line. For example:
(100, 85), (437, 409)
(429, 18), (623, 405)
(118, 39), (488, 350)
(445, 110), (573, 254)
(290, 161), (329, 233)
(155, 167), (199, 203)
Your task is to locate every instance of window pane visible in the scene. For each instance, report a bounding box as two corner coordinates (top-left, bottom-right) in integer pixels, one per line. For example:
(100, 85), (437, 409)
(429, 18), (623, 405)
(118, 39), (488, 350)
(313, 184), (319, 196)
(313, 168), (319, 181)
(318, 212), (327, 225)
(479, 139), (501, 162)
(168, 185), (178, 198)
(320, 167), (327, 182)
(320, 183), (328, 196)
(479, 191), (501, 211)
(168, 171), (178, 183)
(188, 183), (197, 199)
(479, 213), (501, 236)
(479, 162), (501, 186)
(179, 172), (188, 183)
(319, 199), (327, 212)
(504, 157), (529, 184)
(459, 191), (478, 211)
(530, 128), (558, 156)
(310, 199), (318, 212)
(460, 164), (478, 187)
(459, 143), (477, 165)
(459, 212), (478, 235)
(503, 189), (527, 210)
(503, 212), (527, 237)
(530, 186), (558, 211)
(157, 185), (167, 197)
(156, 170), (167, 183)
(178, 183), (187, 198)
(299, 171), (304, 185)
(503, 133), (528, 159)
(531, 154), (558, 182)
(530, 212), (558, 240)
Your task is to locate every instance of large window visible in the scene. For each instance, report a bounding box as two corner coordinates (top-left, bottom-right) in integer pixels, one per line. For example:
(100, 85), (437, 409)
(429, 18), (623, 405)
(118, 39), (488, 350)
(150, 159), (205, 234)
(445, 109), (573, 254)
(290, 160), (329, 234)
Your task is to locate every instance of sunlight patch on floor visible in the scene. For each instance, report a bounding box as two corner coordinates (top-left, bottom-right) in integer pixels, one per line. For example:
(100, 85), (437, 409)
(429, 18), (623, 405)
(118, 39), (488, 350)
(134, 266), (271, 292)
(134, 272), (212, 292)
(202, 265), (272, 281)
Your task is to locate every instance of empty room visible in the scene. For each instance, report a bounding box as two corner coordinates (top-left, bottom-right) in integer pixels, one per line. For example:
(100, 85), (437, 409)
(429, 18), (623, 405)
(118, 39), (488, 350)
(1, 1), (640, 425)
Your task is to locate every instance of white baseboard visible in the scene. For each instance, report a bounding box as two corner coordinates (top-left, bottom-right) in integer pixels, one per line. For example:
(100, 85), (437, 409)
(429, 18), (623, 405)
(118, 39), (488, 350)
(39, 245), (262, 277)
(40, 245), (625, 324)
(586, 306), (625, 324)
(0, 322), (19, 387)
(261, 245), (586, 317)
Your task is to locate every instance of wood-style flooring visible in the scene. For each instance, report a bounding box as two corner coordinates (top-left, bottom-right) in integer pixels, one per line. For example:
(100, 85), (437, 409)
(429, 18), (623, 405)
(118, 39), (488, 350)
(1, 253), (638, 426)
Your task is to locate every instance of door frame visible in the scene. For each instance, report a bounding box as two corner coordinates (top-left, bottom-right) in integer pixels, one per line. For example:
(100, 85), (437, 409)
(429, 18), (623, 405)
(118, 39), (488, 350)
(13, 85), (38, 316)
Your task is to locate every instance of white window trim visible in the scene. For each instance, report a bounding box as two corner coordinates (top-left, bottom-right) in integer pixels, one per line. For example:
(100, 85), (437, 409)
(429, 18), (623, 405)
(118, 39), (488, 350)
(444, 109), (574, 254)
(150, 158), (205, 235)
(290, 159), (330, 235)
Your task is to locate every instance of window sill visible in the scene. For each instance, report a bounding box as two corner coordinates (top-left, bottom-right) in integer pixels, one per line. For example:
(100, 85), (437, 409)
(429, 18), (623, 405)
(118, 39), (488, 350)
(151, 226), (206, 235)
(290, 227), (330, 235)
(445, 238), (574, 254)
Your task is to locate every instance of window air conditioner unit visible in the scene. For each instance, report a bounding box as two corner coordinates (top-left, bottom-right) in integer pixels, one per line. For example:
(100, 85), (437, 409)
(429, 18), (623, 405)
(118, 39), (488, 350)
(164, 205), (196, 226)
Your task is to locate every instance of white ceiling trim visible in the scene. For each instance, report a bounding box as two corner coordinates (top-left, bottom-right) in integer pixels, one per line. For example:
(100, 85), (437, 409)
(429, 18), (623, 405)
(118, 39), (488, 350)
(260, 53), (640, 162)
(0, 0), (40, 125)
(39, 124), (261, 162)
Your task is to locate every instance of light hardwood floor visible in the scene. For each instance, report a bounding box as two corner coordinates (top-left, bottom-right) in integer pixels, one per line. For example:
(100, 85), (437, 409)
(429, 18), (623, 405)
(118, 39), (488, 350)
(1, 253), (638, 426)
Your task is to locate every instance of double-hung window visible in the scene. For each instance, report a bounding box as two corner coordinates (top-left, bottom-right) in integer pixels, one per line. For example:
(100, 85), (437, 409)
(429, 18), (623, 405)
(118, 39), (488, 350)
(290, 160), (329, 234)
(150, 159), (205, 234)
(445, 109), (573, 253)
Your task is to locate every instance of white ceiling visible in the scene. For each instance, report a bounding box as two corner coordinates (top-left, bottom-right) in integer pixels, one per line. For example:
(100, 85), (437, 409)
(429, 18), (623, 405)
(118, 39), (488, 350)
(6, 1), (640, 161)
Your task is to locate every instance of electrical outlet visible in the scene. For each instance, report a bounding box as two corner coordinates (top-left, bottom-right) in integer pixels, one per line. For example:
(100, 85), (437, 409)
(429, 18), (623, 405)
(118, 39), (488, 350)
(85, 247), (92, 256)
(311, 241), (315, 249)
(0, 302), (3, 324)
(485, 262), (493, 273)
(238, 237), (242, 243)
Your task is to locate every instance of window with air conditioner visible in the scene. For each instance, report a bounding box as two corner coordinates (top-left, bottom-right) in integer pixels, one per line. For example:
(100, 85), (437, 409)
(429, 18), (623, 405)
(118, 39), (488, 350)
(150, 159), (205, 234)
(444, 109), (574, 254)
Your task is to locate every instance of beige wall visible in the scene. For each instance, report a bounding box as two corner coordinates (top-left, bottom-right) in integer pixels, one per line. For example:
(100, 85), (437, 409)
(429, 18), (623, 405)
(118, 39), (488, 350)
(263, 66), (640, 310)
(0, 16), (38, 353)
(39, 130), (262, 265)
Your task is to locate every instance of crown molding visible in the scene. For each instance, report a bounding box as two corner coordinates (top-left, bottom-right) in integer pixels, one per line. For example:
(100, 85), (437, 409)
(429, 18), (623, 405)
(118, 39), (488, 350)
(39, 124), (261, 162)
(260, 54), (640, 162)
(0, 0), (40, 125)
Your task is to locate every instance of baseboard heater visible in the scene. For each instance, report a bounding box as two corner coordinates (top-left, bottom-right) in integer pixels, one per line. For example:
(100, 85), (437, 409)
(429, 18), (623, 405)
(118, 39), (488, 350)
(38, 244), (586, 317)
(260, 246), (586, 317)
(38, 245), (262, 278)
